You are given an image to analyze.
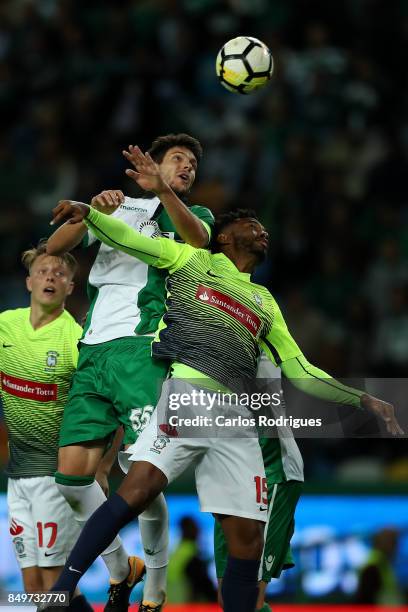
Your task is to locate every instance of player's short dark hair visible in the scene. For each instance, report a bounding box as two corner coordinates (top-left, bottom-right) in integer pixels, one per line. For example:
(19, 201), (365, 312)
(148, 133), (203, 164)
(22, 239), (78, 278)
(210, 208), (258, 252)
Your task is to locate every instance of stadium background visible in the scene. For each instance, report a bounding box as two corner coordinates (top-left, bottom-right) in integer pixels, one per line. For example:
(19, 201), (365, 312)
(0, 0), (407, 609)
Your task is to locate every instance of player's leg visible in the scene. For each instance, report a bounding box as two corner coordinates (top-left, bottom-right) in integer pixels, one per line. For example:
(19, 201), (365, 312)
(218, 515), (264, 612)
(57, 442), (135, 587)
(55, 345), (140, 597)
(111, 336), (169, 610)
(40, 567), (93, 612)
(256, 583), (270, 612)
(45, 462), (167, 600)
(215, 481), (303, 611)
(44, 407), (205, 604)
(30, 476), (94, 610)
(21, 567), (43, 592)
(8, 478), (43, 590)
(196, 437), (267, 612)
(256, 479), (303, 610)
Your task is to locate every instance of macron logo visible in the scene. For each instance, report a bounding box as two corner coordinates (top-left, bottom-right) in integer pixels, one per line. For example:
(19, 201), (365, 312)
(198, 291), (210, 302)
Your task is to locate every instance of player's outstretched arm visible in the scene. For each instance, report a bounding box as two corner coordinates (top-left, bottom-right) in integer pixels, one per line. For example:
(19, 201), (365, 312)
(279, 354), (403, 436)
(51, 200), (193, 271)
(47, 190), (125, 255)
(124, 145), (209, 247)
(261, 300), (404, 436)
(47, 219), (88, 255)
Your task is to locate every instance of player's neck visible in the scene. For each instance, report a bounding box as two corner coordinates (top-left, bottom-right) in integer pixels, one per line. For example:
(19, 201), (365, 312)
(223, 249), (257, 274)
(29, 302), (64, 330)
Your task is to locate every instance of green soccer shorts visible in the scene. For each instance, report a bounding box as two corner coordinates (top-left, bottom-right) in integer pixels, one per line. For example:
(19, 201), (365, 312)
(214, 478), (303, 582)
(59, 336), (168, 447)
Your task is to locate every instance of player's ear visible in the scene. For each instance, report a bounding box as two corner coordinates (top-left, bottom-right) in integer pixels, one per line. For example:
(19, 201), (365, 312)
(217, 232), (230, 246)
(66, 280), (74, 296)
(26, 276), (32, 293)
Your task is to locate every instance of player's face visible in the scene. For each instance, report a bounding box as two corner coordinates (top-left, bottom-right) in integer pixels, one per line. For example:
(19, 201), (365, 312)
(231, 218), (269, 261)
(159, 146), (198, 194)
(26, 255), (74, 309)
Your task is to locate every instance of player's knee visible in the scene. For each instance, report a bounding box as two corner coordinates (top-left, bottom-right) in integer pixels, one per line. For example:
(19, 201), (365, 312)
(241, 522), (263, 559)
(120, 485), (154, 513)
(118, 462), (168, 512)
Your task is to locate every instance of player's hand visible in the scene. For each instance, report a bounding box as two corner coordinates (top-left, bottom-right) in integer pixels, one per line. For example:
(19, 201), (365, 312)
(91, 190), (124, 214)
(360, 393), (404, 435)
(50, 200), (90, 226)
(96, 469), (110, 496)
(123, 145), (169, 195)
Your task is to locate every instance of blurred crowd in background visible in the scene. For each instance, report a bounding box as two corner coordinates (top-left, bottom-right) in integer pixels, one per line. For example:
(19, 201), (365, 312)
(0, 0), (407, 481)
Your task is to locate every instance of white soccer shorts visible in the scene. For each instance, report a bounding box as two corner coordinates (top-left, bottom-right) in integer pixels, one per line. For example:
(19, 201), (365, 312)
(124, 380), (267, 522)
(7, 476), (79, 569)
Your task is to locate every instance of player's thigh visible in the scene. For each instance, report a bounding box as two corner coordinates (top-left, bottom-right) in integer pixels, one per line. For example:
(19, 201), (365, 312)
(59, 347), (120, 450)
(260, 479), (303, 582)
(30, 476), (80, 569)
(58, 440), (106, 476)
(122, 409), (205, 500)
(109, 337), (168, 446)
(7, 479), (38, 574)
(196, 437), (267, 521)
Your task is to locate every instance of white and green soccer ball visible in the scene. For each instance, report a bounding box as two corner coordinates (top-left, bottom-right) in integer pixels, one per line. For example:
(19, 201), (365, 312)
(216, 36), (273, 94)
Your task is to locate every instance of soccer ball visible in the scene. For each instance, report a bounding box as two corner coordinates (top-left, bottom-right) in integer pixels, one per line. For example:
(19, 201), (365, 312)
(216, 36), (273, 94)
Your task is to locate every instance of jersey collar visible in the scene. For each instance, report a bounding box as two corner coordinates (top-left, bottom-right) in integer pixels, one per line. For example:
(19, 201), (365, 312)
(211, 253), (252, 281)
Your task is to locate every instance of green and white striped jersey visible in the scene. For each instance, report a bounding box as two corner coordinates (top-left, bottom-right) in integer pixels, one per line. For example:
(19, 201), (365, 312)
(81, 196), (214, 344)
(0, 308), (82, 478)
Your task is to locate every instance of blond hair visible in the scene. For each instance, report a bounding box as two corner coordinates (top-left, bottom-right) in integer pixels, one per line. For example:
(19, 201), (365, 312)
(22, 239), (78, 277)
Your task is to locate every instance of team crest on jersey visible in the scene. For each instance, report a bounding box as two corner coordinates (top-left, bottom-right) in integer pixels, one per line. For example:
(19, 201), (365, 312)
(46, 351), (59, 368)
(253, 293), (263, 307)
(138, 220), (162, 238)
(150, 434), (170, 454)
(14, 537), (25, 557)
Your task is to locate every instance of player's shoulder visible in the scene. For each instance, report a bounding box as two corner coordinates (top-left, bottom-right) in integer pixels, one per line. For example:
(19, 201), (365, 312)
(0, 307), (29, 325)
(189, 204), (215, 224)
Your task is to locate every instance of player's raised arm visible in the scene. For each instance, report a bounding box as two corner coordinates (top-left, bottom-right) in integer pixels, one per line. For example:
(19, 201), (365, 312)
(123, 144), (211, 247)
(51, 200), (194, 272)
(261, 303), (404, 436)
